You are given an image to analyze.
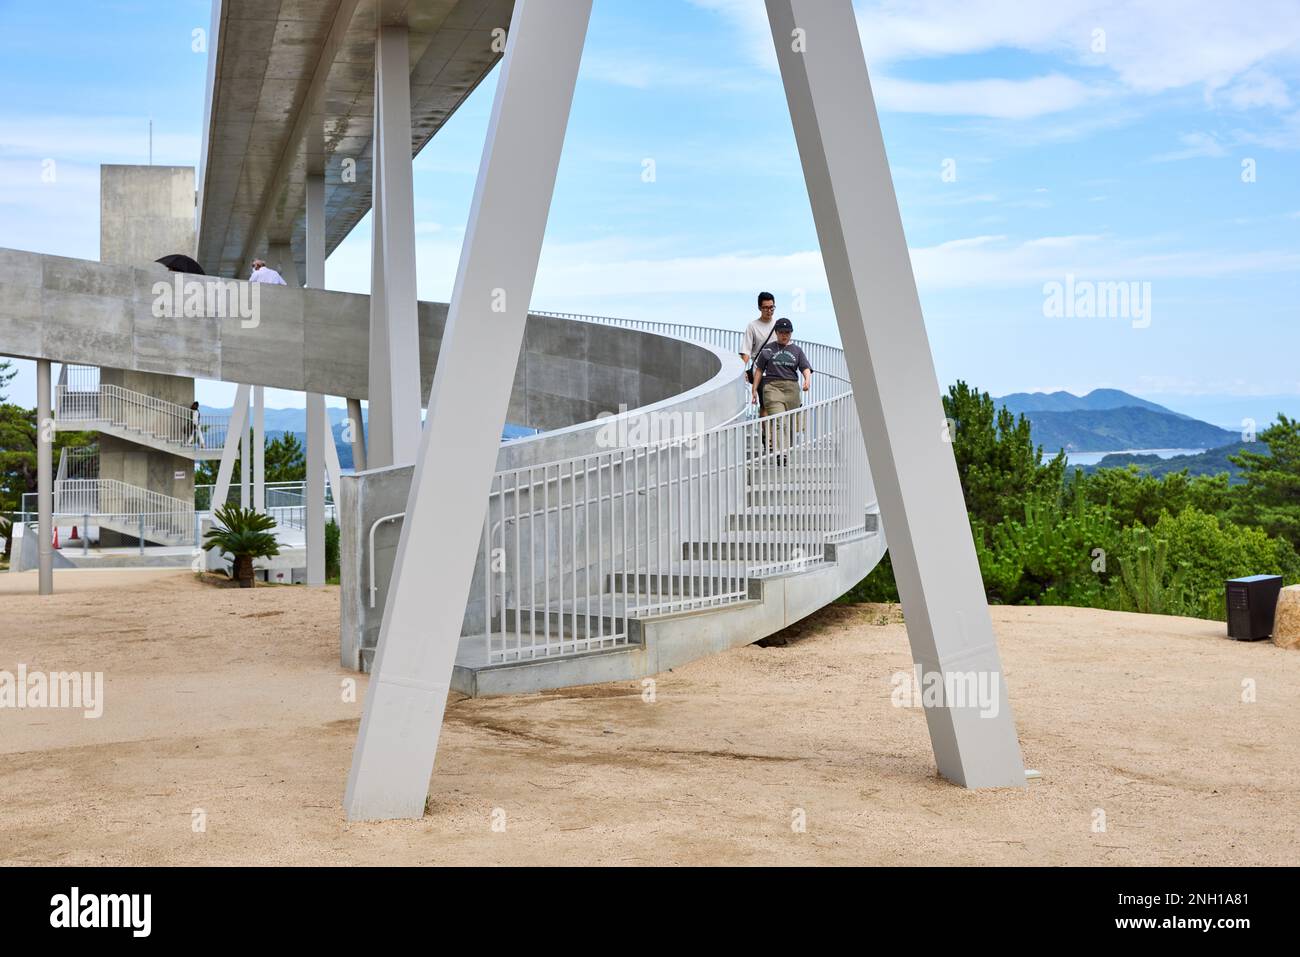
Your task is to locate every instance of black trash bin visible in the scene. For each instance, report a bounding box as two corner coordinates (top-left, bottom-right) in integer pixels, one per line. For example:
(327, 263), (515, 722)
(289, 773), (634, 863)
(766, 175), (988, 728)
(1225, 575), (1283, 641)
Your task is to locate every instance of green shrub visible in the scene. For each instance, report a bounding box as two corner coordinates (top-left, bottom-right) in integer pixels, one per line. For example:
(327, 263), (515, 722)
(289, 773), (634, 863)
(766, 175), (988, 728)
(1136, 507), (1300, 619)
(1113, 525), (1192, 615)
(973, 483), (1121, 607)
(325, 518), (340, 580)
(202, 505), (280, 587)
(838, 550), (900, 603)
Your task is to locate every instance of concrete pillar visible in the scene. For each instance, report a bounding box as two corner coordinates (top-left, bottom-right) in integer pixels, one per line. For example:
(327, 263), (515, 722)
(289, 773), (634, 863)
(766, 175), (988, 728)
(97, 166), (196, 507)
(346, 397), (367, 472)
(765, 0), (1025, 788)
(306, 173), (327, 586)
(366, 25), (423, 469)
(253, 385), (266, 512)
(37, 359), (53, 595)
(345, 0), (592, 821)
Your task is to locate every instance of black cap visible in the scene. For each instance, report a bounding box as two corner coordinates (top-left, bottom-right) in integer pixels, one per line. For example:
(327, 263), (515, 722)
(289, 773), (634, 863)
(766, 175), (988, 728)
(774, 317), (793, 332)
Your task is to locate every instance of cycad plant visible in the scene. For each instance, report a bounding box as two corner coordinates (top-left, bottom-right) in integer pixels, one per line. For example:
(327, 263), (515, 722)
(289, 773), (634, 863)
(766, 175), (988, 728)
(1116, 526), (1189, 615)
(202, 505), (280, 588)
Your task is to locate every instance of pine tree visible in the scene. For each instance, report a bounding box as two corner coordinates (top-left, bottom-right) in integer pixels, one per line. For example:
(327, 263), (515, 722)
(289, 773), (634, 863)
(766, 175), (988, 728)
(1230, 414), (1300, 548)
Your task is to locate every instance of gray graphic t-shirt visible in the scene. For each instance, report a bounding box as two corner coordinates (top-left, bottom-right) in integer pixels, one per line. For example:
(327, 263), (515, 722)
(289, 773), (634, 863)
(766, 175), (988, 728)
(755, 342), (811, 382)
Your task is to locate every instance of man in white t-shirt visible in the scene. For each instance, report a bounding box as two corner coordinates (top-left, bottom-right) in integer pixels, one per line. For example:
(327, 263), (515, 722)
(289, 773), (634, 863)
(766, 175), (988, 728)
(248, 259), (288, 285)
(740, 291), (778, 370)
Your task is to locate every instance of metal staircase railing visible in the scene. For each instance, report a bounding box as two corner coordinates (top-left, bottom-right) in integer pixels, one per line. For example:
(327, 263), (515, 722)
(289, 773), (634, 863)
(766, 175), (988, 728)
(473, 314), (875, 665)
(55, 365), (229, 452)
(52, 478), (196, 545)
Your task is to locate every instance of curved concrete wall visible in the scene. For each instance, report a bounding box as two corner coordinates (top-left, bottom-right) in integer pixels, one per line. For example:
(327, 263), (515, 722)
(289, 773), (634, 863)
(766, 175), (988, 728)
(0, 249), (742, 440)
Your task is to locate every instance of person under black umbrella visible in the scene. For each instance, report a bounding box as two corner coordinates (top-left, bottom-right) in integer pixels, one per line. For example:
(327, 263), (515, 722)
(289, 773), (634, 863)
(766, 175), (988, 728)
(155, 253), (205, 275)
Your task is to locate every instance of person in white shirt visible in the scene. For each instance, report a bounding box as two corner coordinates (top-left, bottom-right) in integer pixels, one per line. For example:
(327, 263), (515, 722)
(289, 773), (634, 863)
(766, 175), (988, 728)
(740, 292), (778, 371)
(248, 259), (288, 285)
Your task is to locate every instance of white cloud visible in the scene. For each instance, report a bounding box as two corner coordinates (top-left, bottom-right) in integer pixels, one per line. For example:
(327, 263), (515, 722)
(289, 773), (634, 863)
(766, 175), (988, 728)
(1149, 131), (1228, 162)
(687, 0), (1300, 119)
(873, 73), (1094, 119)
(1218, 68), (1293, 110)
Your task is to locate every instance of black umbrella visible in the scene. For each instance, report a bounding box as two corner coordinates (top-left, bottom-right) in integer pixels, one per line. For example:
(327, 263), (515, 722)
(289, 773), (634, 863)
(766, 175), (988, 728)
(155, 253), (206, 275)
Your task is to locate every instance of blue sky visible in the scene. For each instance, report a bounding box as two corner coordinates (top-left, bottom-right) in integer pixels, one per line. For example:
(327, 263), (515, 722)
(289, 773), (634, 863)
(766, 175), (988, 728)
(2, 0), (1299, 429)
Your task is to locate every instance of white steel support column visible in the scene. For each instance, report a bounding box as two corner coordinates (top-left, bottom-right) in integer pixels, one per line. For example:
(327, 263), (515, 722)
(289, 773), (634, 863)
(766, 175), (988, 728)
(322, 410), (342, 517)
(345, 0), (592, 821)
(366, 137), (389, 465)
(253, 386), (266, 512)
(365, 25), (423, 469)
(346, 397), (367, 472)
(37, 359), (52, 595)
(212, 384), (251, 515)
(239, 394), (250, 510)
(305, 172), (327, 586)
(765, 0), (1025, 787)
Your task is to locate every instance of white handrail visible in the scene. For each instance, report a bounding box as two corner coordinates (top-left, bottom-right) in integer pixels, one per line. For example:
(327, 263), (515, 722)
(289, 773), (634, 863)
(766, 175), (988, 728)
(55, 366), (230, 452)
(470, 314), (873, 665)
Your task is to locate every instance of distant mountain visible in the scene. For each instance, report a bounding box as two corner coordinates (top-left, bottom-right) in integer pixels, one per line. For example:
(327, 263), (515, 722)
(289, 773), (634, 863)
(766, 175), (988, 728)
(996, 388), (1191, 419)
(991, 389), (1237, 453)
(201, 405), (365, 432)
(1080, 441), (1267, 483)
(1023, 407), (1238, 453)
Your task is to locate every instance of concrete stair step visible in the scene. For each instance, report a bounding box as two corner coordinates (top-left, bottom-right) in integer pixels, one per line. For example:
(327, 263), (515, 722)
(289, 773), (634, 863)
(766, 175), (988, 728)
(607, 569), (747, 596)
(493, 607), (626, 640)
(682, 539), (825, 561)
(745, 489), (844, 505)
(727, 512), (835, 530)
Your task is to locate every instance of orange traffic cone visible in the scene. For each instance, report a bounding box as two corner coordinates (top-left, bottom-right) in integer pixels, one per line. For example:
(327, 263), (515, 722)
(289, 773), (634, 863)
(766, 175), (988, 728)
(52, 526), (60, 549)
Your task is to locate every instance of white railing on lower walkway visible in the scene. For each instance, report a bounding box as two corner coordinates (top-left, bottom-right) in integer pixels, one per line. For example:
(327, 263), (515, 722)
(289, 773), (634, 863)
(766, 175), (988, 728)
(55, 365), (229, 452)
(52, 478), (197, 544)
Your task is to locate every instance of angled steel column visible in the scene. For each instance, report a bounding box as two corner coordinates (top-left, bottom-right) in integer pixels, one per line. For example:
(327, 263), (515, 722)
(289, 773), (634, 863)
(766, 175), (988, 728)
(212, 383), (251, 513)
(345, 0), (592, 821)
(305, 172), (327, 586)
(765, 0), (1025, 787)
(37, 359), (52, 595)
(346, 396), (367, 472)
(365, 122), (389, 466)
(365, 25), (423, 469)
(322, 408), (343, 518)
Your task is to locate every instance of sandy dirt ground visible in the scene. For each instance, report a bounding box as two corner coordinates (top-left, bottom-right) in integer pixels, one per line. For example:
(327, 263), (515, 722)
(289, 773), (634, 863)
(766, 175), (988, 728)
(1, 569), (1297, 866)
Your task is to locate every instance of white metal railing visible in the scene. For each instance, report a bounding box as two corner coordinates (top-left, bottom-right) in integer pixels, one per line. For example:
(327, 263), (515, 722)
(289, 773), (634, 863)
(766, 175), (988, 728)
(56, 444), (99, 484)
(51, 478), (196, 544)
(195, 480), (336, 517)
(477, 315), (872, 665)
(55, 365), (229, 451)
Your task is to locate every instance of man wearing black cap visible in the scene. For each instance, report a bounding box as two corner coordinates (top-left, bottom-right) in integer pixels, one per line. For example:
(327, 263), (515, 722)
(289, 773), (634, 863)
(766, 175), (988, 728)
(751, 317), (812, 459)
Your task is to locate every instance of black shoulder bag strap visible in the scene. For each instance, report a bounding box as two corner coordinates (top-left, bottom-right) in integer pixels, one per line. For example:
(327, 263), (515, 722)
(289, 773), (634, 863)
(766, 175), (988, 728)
(745, 327), (776, 384)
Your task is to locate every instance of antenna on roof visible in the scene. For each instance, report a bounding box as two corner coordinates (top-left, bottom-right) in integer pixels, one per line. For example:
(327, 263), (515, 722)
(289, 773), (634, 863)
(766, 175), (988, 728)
(148, 116), (153, 166)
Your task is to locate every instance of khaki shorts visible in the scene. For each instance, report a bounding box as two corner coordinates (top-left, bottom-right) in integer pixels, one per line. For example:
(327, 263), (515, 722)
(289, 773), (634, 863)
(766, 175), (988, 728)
(760, 379), (801, 416)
